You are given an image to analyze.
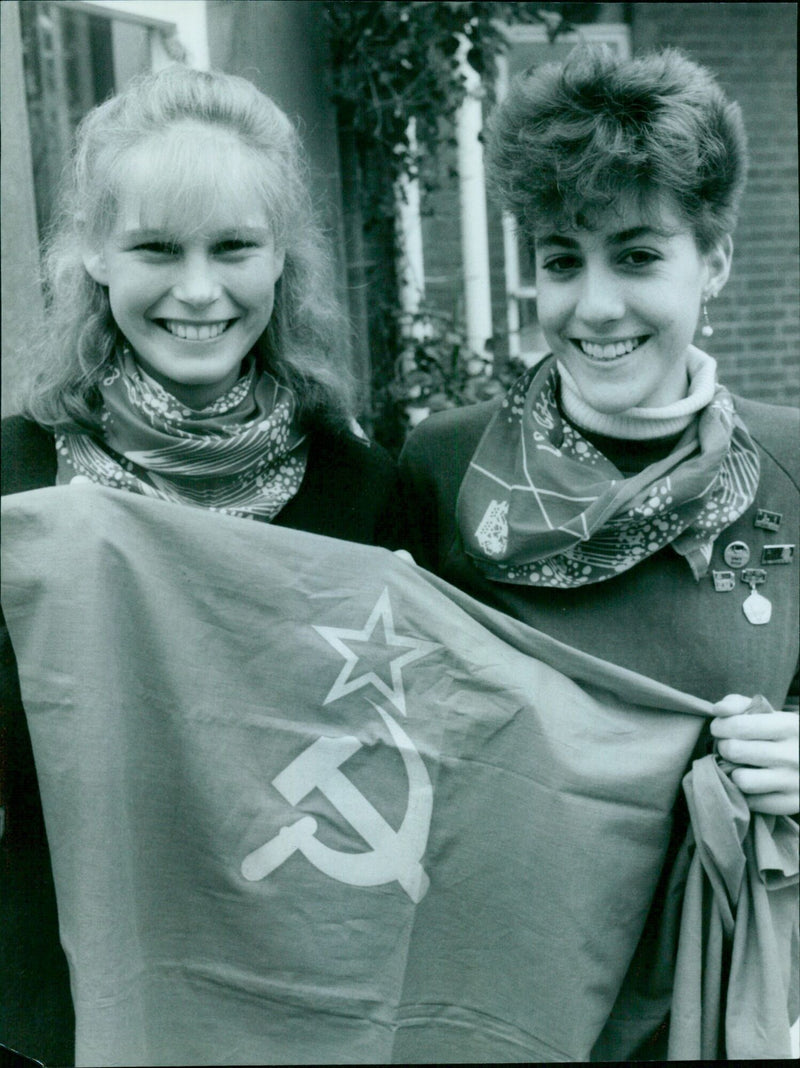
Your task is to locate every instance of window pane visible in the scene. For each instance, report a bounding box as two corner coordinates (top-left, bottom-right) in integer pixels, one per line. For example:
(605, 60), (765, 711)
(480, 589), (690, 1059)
(19, 2), (151, 240)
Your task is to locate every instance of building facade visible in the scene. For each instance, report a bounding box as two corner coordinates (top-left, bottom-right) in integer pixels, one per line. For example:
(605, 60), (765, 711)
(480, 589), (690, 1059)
(2, 1), (797, 419)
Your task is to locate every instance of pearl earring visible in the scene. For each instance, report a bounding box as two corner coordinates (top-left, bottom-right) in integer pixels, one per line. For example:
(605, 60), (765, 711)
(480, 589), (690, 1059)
(700, 292), (715, 338)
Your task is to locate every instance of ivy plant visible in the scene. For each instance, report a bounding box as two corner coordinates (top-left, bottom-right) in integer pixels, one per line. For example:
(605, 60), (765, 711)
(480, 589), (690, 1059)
(321, 2), (589, 449)
(323, 3), (549, 208)
(381, 305), (528, 420)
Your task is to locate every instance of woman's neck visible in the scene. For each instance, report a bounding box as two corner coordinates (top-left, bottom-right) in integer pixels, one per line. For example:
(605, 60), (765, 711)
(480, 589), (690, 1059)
(135, 359), (245, 411)
(557, 346), (718, 441)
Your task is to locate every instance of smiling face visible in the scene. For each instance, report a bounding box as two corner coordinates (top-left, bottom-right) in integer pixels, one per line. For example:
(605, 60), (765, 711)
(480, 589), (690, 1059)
(533, 192), (732, 413)
(83, 125), (285, 408)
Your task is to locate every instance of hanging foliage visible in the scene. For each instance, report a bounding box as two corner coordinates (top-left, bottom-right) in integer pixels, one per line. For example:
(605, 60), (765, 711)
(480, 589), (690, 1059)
(321, 2), (589, 449)
(323, 3), (548, 213)
(375, 305), (529, 438)
(322, 2), (588, 209)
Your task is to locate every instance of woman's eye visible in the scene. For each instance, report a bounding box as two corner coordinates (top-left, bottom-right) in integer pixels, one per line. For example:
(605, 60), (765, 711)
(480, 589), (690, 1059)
(621, 248), (659, 267)
(542, 255), (581, 274)
(214, 240), (257, 255)
(135, 242), (178, 255)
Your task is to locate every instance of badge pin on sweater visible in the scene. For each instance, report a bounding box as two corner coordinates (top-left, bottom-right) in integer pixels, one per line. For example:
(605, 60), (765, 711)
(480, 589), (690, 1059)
(742, 543), (795, 625)
(741, 568), (771, 626)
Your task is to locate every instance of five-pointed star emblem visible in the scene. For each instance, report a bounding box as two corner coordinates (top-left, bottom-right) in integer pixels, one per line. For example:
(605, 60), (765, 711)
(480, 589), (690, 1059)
(313, 588), (439, 715)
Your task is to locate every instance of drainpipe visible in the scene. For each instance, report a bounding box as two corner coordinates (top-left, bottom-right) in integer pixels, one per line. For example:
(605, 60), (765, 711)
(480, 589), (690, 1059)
(394, 120), (433, 425)
(395, 118), (426, 328)
(456, 33), (493, 360)
(502, 211), (522, 359)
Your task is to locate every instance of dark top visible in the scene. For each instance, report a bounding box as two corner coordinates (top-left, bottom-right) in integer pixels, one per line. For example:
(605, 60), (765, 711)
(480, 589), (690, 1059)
(398, 394), (800, 708)
(398, 391), (800, 1059)
(0, 414), (402, 546)
(0, 414), (401, 1066)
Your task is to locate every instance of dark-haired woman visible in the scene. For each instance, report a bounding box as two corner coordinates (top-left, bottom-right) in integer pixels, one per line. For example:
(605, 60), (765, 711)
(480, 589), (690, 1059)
(398, 45), (798, 1058)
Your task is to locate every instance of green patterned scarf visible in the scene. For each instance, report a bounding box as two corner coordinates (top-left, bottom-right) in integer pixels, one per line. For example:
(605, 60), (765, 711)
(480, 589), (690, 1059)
(457, 356), (760, 587)
(56, 348), (308, 519)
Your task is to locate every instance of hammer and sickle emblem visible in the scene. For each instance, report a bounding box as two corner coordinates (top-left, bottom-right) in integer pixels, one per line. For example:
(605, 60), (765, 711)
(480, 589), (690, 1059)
(241, 705), (432, 902)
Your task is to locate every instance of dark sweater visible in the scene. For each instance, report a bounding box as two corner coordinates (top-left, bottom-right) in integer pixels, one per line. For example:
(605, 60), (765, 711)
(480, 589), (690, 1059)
(399, 392), (799, 1060)
(0, 414), (401, 1067)
(0, 414), (402, 546)
(398, 394), (800, 708)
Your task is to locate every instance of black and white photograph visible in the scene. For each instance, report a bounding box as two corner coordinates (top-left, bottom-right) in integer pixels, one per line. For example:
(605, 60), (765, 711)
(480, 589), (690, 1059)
(1, 3), (797, 1065)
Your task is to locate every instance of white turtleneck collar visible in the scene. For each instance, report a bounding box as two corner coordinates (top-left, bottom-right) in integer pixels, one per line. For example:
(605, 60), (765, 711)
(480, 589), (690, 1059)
(556, 345), (718, 441)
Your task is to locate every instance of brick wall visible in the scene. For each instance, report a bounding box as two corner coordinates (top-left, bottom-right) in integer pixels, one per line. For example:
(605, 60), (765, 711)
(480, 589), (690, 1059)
(632, 2), (799, 405)
(420, 3), (799, 407)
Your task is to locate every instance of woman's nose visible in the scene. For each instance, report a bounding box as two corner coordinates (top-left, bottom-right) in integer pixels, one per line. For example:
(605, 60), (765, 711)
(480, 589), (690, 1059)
(574, 268), (625, 325)
(172, 254), (222, 306)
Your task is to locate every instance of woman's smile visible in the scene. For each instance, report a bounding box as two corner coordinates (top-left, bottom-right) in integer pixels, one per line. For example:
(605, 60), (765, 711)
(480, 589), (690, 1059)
(157, 318), (237, 341)
(571, 336), (650, 362)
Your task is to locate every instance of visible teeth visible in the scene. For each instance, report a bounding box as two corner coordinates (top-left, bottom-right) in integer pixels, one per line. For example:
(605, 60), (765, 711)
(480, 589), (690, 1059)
(163, 320), (231, 340)
(578, 337), (643, 360)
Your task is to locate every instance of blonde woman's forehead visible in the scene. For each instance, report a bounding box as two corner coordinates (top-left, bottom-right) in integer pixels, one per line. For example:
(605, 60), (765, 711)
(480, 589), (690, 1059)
(112, 186), (273, 239)
(109, 125), (276, 237)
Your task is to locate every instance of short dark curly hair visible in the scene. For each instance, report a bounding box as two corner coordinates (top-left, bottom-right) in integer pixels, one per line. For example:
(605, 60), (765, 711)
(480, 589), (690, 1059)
(485, 45), (748, 252)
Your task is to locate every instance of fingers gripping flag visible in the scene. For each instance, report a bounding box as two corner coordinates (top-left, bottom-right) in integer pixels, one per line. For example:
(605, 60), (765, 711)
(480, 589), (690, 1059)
(0, 485), (777, 1065)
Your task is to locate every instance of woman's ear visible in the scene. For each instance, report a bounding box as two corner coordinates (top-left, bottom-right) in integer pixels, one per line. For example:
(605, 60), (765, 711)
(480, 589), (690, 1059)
(704, 234), (733, 298)
(82, 247), (109, 285)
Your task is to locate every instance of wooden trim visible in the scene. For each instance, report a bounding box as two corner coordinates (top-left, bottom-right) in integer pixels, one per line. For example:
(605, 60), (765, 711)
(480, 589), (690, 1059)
(54, 0), (176, 32)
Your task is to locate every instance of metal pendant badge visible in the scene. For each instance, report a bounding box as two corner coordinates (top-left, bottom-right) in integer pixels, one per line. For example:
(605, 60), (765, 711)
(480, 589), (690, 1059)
(742, 586), (772, 625)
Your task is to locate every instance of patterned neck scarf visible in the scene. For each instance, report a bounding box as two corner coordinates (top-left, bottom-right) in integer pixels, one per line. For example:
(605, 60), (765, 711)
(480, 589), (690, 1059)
(457, 356), (760, 588)
(56, 349), (308, 520)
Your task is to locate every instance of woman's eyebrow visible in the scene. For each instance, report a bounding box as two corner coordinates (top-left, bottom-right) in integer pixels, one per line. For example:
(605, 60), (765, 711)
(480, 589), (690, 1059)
(212, 228), (272, 243)
(119, 229), (166, 240)
(119, 226), (271, 242)
(609, 225), (675, 244)
(536, 234), (579, 249)
(536, 225), (677, 249)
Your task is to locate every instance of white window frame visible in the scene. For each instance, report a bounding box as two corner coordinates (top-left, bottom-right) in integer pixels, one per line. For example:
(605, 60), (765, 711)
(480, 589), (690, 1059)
(57, 0), (210, 70)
